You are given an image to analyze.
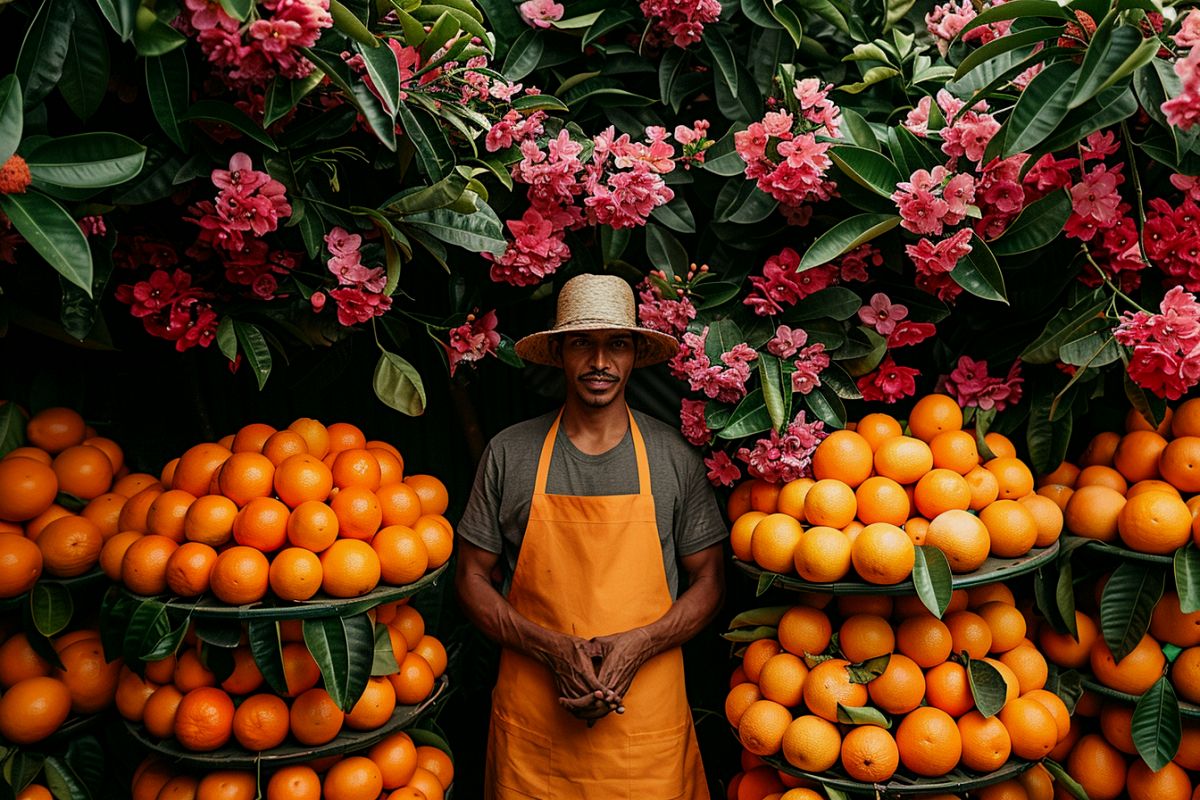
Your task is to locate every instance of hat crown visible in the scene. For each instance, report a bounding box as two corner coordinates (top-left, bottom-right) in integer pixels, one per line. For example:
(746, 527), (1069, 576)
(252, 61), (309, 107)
(553, 274), (636, 331)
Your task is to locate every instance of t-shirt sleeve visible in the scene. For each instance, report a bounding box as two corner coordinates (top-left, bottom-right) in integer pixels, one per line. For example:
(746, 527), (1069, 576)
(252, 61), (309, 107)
(456, 442), (504, 554)
(675, 448), (728, 556)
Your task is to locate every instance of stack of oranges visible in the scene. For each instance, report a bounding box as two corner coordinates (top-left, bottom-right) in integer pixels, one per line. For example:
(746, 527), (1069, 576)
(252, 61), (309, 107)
(0, 623), (122, 744)
(100, 418), (452, 605)
(727, 395), (1063, 585)
(1038, 400), (1200, 556)
(0, 406), (136, 597)
(116, 601), (447, 753)
(726, 586), (1073, 790)
(129, 732), (453, 800)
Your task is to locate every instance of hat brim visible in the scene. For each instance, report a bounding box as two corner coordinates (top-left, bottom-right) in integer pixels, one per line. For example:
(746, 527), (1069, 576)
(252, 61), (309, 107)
(514, 322), (679, 367)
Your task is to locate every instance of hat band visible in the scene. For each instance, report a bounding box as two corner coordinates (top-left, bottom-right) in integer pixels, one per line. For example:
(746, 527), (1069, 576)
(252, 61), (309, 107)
(552, 317), (637, 330)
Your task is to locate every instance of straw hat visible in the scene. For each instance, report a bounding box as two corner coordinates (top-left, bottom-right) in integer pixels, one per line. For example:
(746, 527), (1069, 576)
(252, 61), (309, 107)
(514, 274), (679, 367)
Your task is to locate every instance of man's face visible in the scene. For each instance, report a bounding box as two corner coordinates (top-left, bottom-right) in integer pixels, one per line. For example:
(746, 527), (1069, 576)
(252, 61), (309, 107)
(556, 330), (636, 408)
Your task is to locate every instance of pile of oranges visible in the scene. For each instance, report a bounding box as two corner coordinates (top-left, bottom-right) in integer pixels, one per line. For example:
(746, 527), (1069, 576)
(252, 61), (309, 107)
(99, 418), (453, 604)
(1038, 400), (1200, 555)
(0, 623), (122, 744)
(726, 586), (1073, 788)
(0, 406), (135, 597)
(116, 601), (446, 752)
(727, 395), (1062, 585)
(128, 731), (453, 800)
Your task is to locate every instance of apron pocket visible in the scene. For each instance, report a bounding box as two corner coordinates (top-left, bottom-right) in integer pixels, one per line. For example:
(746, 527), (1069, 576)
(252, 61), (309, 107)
(492, 713), (553, 798)
(625, 720), (694, 799)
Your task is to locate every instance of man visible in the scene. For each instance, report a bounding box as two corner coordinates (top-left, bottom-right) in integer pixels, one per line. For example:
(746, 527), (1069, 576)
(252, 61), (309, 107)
(456, 273), (727, 799)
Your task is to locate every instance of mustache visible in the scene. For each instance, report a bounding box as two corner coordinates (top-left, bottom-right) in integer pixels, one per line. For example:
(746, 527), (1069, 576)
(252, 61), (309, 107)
(580, 372), (618, 382)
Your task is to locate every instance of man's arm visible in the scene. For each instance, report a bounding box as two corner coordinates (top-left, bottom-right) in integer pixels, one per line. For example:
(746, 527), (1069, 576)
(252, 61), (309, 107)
(454, 539), (612, 716)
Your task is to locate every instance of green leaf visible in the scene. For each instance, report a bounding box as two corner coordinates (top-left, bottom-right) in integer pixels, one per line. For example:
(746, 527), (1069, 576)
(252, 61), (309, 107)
(1003, 62), (1080, 156)
(132, 17), (188, 57)
(476, 0), (524, 48)
(721, 625), (778, 642)
(552, 10), (603, 29)
(839, 66), (901, 94)
(215, 318), (237, 362)
(829, 146), (901, 197)
(15, 0), (74, 109)
(913, 545), (953, 618)
(58, 0), (109, 120)
(1124, 372), (1167, 431)
(29, 583), (73, 637)
(1175, 544), (1200, 614)
(303, 613), (375, 711)
(264, 72), (323, 128)
(650, 196), (695, 234)
(510, 94), (568, 113)
(217, 0), (252, 20)
(991, 189), (1072, 255)
(248, 619), (288, 695)
(373, 350), (426, 416)
(122, 600), (170, 666)
(192, 619), (242, 649)
(1092, 35), (1161, 100)
(141, 614), (189, 661)
(839, 108), (879, 151)
(398, 101), (458, 179)
(25, 133), (145, 189)
(887, 124), (942, 176)
(705, 319), (745, 363)
(183, 100), (279, 151)
(847, 654), (891, 684)
(64, 737), (104, 795)
(0, 192), (92, 294)
(712, 180), (777, 224)
(1022, 290), (1108, 363)
(958, 0), (1069, 38)
(837, 704), (892, 727)
(43, 756), (89, 800)
(803, 385), (846, 429)
(1044, 759), (1089, 800)
(705, 28), (738, 99)
(0, 77), (22, 164)
(371, 622), (401, 676)
(800, 214), (901, 270)
(645, 223), (688, 279)
(355, 41), (401, 118)
(1060, 333), (1120, 367)
(953, 25), (1061, 81)
(420, 12), (462, 62)
(233, 321), (272, 390)
(786, 287), (863, 323)
(1056, 559), (1078, 638)
(387, 172), (470, 215)
(94, 0), (137, 40)
(718, 390), (773, 440)
(502, 29), (543, 81)
(1100, 561), (1165, 662)
(758, 354), (790, 432)
(404, 203), (506, 254)
(0, 404), (25, 457)
(331, 0), (377, 47)
(1036, 86), (1138, 156)
(951, 234), (1007, 303)
(1132, 676), (1181, 770)
(582, 8), (638, 48)
(729, 606), (791, 629)
(1071, 25), (1141, 109)
(1026, 390), (1073, 475)
(967, 657), (1008, 717)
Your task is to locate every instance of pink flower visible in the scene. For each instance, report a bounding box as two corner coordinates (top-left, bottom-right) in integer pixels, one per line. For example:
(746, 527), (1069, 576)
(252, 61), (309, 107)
(1082, 131), (1121, 161)
(744, 248), (838, 315)
(704, 450), (742, 487)
(640, 0), (721, 47)
(518, 0), (563, 28)
(792, 78), (841, 137)
(836, 244), (883, 283)
(767, 325), (809, 358)
(113, 269), (220, 352)
(79, 215), (106, 237)
(444, 310), (500, 376)
(893, 166), (975, 235)
(887, 320), (938, 348)
(324, 227), (387, 292)
(1163, 47), (1200, 131)
(328, 287), (392, 326)
(637, 279), (697, 336)
(1067, 163), (1125, 239)
(907, 228), (974, 276)
(1024, 154), (1078, 195)
(1175, 8), (1200, 47)
(734, 411), (826, 483)
(668, 328), (757, 403)
(858, 293), (909, 335)
(1171, 173), (1200, 203)
(942, 356), (1024, 411)
(1145, 198), (1200, 290)
(485, 207), (571, 287)
(187, 153), (291, 252)
(1114, 286), (1200, 399)
(680, 399), (711, 446)
(857, 356), (920, 403)
(791, 344), (830, 394)
(311, 291), (327, 312)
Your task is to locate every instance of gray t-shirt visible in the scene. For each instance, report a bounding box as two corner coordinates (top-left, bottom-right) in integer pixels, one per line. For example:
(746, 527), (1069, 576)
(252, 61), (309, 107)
(458, 409), (727, 599)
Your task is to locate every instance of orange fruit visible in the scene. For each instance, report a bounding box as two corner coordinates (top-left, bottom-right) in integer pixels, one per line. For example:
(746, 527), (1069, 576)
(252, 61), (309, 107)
(925, 662), (974, 717)
(781, 715), (840, 772)
(1036, 482), (1073, 511)
(1118, 490), (1192, 553)
(281, 642), (321, 696)
(1038, 461), (1081, 488)
(159, 459), (179, 487)
(262, 430), (309, 465)
(369, 731), (418, 789)
(0, 678), (73, 746)
(738, 699), (792, 755)
(858, 413), (903, 450)
(1066, 734), (1128, 800)
(0, 457), (58, 521)
(172, 444), (231, 497)
(854, 477), (910, 526)
(1176, 720), (1200, 770)
(874, 436), (934, 484)
(218, 453), (275, 507)
(930, 430), (980, 475)
(155, 776), (199, 800)
(196, 772), (258, 800)
(750, 513), (802, 574)
(174, 649), (217, 692)
(145, 490), (197, 542)
(232, 497), (290, 552)
(749, 479), (781, 513)
(802, 659), (866, 722)
(274, 454), (334, 509)
(323, 757), (384, 800)
(910, 395), (964, 442)
(210, 546), (270, 605)
(802, 480), (856, 528)
(36, 515), (103, 577)
(288, 418), (331, 459)
(726, 683), (763, 727)
(1038, 611), (1098, 668)
(914, 469), (971, 518)
(326, 422), (367, 454)
(1114, 431), (1169, 483)
(998, 644), (1048, 694)
(743, 639), (783, 683)
(1172, 399), (1200, 437)
(377, 482), (423, 528)
(164, 542), (219, 597)
(346, 676), (397, 731)
(983, 431), (1018, 458)
(286, 500), (339, 552)
(1091, 634), (1165, 694)
(945, 610), (993, 659)
(850, 522), (913, 584)
(100, 532), (142, 581)
(964, 465), (1001, 511)
(840, 725), (898, 782)
(726, 480), (754, 522)
(142, 684), (185, 739)
(776, 478), (814, 519)
(1151, 591), (1200, 647)
(114, 667), (159, 722)
(731, 512), (766, 562)
(1024, 688), (1070, 742)
(0, 633), (51, 687)
(812, 430), (874, 488)
(373, 525), (429, 586)
(330, 486), (382, 541)
(219, 648), (263, 695)
(4, 446), (49, 465)
(1098, 701), (1138, 754)
(174, 686), (235, 751)
(896, 614), (952, 668)
(82, 492), (126, 539)
(838, 614), (894, 663)
(777, 606), (832, 658)
(16, 786), (53, 800)
(413, 516), (452, 570)
(412, 635), (447, 678)
(1127, 758), (1192, 800)
(26, 408), (86, 453)
(269, 547), (323, 601)
(980, 499), (1039, 558)
(758, 653), (808, 707)
(230, 423), (276, 454)
(1128, 478), (1181, 498)
(413, 747), (453, 791)
(320, 539), (381, 598)
(1127, 405), (1174, 435)
(55, 636), (120, 713)
(1172, 646), (1200, 703)
(984, 457), (1034, 500)
(867, 652), (925, 715)
(369, 448), (404, 484)
(113, 472), (161, 497)
(896, 705), (961, 776)
(290, 687), (344, 745)
(122, 534), (179, 595)
(1064, 485), (1126, 541)
(957, 710), (1011, 773)
(997, 695), (1057, 760)
(183, 495), (238, 547)
(117, 486), (164, 533)
(1016, 493), (1064, 548)
(0, 533), (43, 597)
(25, 504), (71, 541)
(793, 525), (851, 582)
(403, 474), (449, 516)
(1077, 464), (1129, 493)
(389, 652), (435, 705)
(331, 449), (382, 492)
(405, 768), (444, 800)
(1160, 436), (1200, 493)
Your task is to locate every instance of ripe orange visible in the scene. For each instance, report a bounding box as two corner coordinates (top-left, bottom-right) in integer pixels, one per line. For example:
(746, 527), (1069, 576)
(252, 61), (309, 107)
(0, 457), (58, 521)
(730, 512), (765, 562)
(320, 539), (381, 598)
(850, 523), (913, 585)
(874, 436), (934, 484)
(802, 659), (866, 722)
(914, 469), (971, 519)
(771, 479), (810, 520)
(857, 413), (903, 450)
(112, 472), (161, 498)
(82, 492), (126, 539)
(737, 699), (792, 755)
(280, 642), (321, 697)
(957, 710), (1011, 773)
(1098, 701), (1137, 754)
(369, 448), (404, 485)
(373, 525), (429, 586)
(57, 637), (121, 713)
(749, 479), (781, 513)
(159, 459), (179, 488)
(1038, 461), (1081, 488)
(944, 610), (993, 659)
(172, 444), (231, 497)
(758, 653), (808, 707)
(840, 725), (898, 782)
(793, 525), (851, 583)
(1176, 720), (1200, 770)
(750, 513), (803, 574)
(1091, 634), (1165, 694)
(290, 687), (344, 745)
(980, 499), (1039, 559)
(777, 606), (832, 658)
(811, 430), (873, 488)
(286, 500), (339, 552)
(0, 676), (72, 744)
(839, 614), (894, 663)
(725, 683), (762, 727)
(232, 693), (290, 751)
(231, 423), (276, 454)
(121, 534), (179, 595)
(331, 449), (382, 492)
(389, 652), (435, 705)
(269, 547), (323, 601)
(174, 686), (235, 751)
(964, 465), (1000, 511)
(1066, 734), (1128, 800)
(0, 633), (51, 687)
(36, 515), (103, 577)
(261, 431), (308, 466)
(930, 430), (980, 475)
(998, 644), (1048, 694)
(1038, 611), (1098, 668)
(984, 457), (1034, 500)
(142, 684), (184, 738)
(1151, 591), (1200, 647)
(406, 767), (444, 800)
(1024, 688), (1071, 742)
(1160, 436), (1200, 493)
(867, 653), (925, 715)
(346, 676), (397, 731)
(377, 482), (423, 528)
(414, 746), (453, 790)
(174, 649), (217, 692)
(1064, 485), (1126, 542)
(803, 480), (856, 528)
(288, 418), (331, 459)
(743, 639), (782, 683)
(183, 495), (238, 547)
(117, 486), (164, 533)
(855, 476), (910, 526)
(896, 614), (952, 667)
(1127, 758), (1192, 800)
(1118, 490), (1192, 554)
(0, 533), (42, 597)
(331, 486), (383, 541)
(323, 757), (383, 800)
(897, 705), (961, 776)
(925, 662), (974, 717)
(1077, 464), (1129, 494)
(16, 786), (53, 800)
(726, 480), (754, 522)
(25, 504), (71, 541)
(1172, 646), (1200, 703)
(218, 453), (275, 507)
(232, 497), (290, 552)
(412, 635), (447, 679)
(326, 422), (367, 454)
(404, 475), (449, 516)
(370, 731), (419, 789)
(274, 454), (334, 508)
(910, 395), (964, 442)
(164, 542), (219, 597)
(998, 696), (1059, 760)
(26, 408), (86, 453)
(210, 546), (270, 605)
(219, 648), (263, 695)
(145, 490), (197, 542)
(413, 515), (452, 569)
(1016, 493), (1064, 548)
(1113, 431), (1169, 483)
(196, 771), (258, 800)
(781, 714), (840, 772)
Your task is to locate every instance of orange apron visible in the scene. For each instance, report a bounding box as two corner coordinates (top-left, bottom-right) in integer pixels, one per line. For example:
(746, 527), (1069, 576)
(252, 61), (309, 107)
(484, 409), (707, 799)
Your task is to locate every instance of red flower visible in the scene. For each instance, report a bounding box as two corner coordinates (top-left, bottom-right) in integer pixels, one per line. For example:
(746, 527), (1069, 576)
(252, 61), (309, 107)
(0, 155), (31, 194)
(857, 357), (920, 403)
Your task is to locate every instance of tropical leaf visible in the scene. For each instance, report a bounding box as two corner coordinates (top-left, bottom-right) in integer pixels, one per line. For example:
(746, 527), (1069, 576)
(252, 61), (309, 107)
(0, 192), (92, 294)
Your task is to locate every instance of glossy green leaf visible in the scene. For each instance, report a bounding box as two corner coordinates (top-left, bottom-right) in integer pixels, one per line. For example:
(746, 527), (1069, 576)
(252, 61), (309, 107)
(755, 572), (778, 596)
(64, 737), (104, 796)
(1071, 25), (1140, 108)
(714, 61), (760, 123)
(1003, 62), (1079, 156)
(217, 0), (252, 19)
(26, 133), (145, 188)
(405, 202), (506, 254)
(192, 619), (242, 649)
(758, 354), (790, 432)
(0, 77), (22, 165)
(705, 28), (738, 99)
(397, 102), (455, 178)
(700, 125), (748, 176)
(788, 287), (863, 323)
(183, 100), (279, 150)
(650, 196), (695, 234)
(839, 66), (901, 94)
(887, 125), (942, 177)
(800, 214), (901, 270)
(991, 189), (1072, 255)
(94, 0), (137, 40)
(729, 606), (791, 629)
(914, 545), (953, 618)
(264, 72), (324, 128)
(1026, 389), (1073, 476)
(303, 613), (375, 711)
(1022, 290), (1108, 363)
(645, 223), (688, 279)
(232, 321), (272, 390)
(1036, 86), (1137, 156)
(958, 0), (1069, 38)
(475, 0), (523, 48)
(1124, 372), (1168, 431)
(582, 8), (638, 48)
(721, 625), (778, 642)
(953, 25), (1061, 81)
(248, 619), (289, 695)
(712, 180), (777, 224)
(373, 350), (426, 416)
(502, 28), (543, 81)
(15, 0), (74, 109)
(387, 172), (470, 215)
(803, 385), (846, 429)
(1093, 35), (1161, 99)
(122, 600), (170, 667)
(1060, 332), (1120, 368)
(1044, 759), (1089, 800)
(331, 0), (376, 47)
(965, 657), (1007, 717)
(829, 146), (901, 197)
(44, 756), (88, 800)
(144, 50), (190, 149)
(773, 3), (804, 45)
(132, 17), (188, 56)
(1176, 544), (1200, 614)
(59, 0), (109, 120)
(839, 108), (878, 151)
(950, 234), (1007, 303)
(371, 622), (401, 677)
(1131, 676), (1181, 770)
(1057, 559), (1079, 637)
(0, 192), (92, 295)
(837, 704), (892, 727)
(141, 614), (189, 661)
(718, 390), (772, 440)
(846, 655), (891, 684)
(356, 41), (400, 118)
(29, 583), (72, 637)
(1100, 561), (1165, 662)
(705, 319), (745, 363)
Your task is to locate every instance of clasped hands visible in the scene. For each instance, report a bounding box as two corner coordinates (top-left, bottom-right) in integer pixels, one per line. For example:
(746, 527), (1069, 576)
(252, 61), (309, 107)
(541, 629), (653, 725)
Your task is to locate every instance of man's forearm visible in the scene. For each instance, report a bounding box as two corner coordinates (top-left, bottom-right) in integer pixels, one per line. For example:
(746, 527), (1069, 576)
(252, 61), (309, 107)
(458, 568), (561, 662)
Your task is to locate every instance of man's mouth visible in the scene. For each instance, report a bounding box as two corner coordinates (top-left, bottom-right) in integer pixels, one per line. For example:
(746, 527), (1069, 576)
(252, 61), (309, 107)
(581, 374), (617, 389)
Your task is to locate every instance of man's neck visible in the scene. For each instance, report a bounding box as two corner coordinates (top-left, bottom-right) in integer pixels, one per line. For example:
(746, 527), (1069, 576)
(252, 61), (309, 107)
(560, 394), (630, 456)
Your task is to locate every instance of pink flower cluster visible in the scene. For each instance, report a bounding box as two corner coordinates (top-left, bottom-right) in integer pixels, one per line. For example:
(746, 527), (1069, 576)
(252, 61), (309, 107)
(669, 327), (757, 403)
(1145, 197), (1200, 290)
(221, 241), (299, 299)
(444, 310), (500, 376)
(585, 126), (677, 229)
(974, 155), (1027, 240)
(188, 153), (292, 254)
(637, 278), (697, 336)
(703, 450), (741, 487)
(907, 228), (973, 302)
(941, 356), (1024, 411)
(114, 269), (220, 352)
(858, 293), (908, 335)
(640, 0), (722, 48)
(519, 0), (563, 28)
(836, 244), (883, 283)
(680, 398), (711, 446)
(1163, 45), (1200, 131)
(744, 247), (838, 316)
(893, 166), (977, 235)
(734, 411), (826, 484)
(925, 0), (1012, 55)
(1065, 163), (1126, 241)
(766, 325), (830, 394)
(1114, 286), (1200, 399)
(183, 0), (332, 88)
(905, 91), (1000, 165)
(857, 356), (921, 403)
(320, 227), (392, 326)
(1175, 9), (1200, 48)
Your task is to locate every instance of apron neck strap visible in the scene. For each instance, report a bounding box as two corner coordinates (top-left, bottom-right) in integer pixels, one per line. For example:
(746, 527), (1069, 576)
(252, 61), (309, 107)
(533, 408), (652, 496)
